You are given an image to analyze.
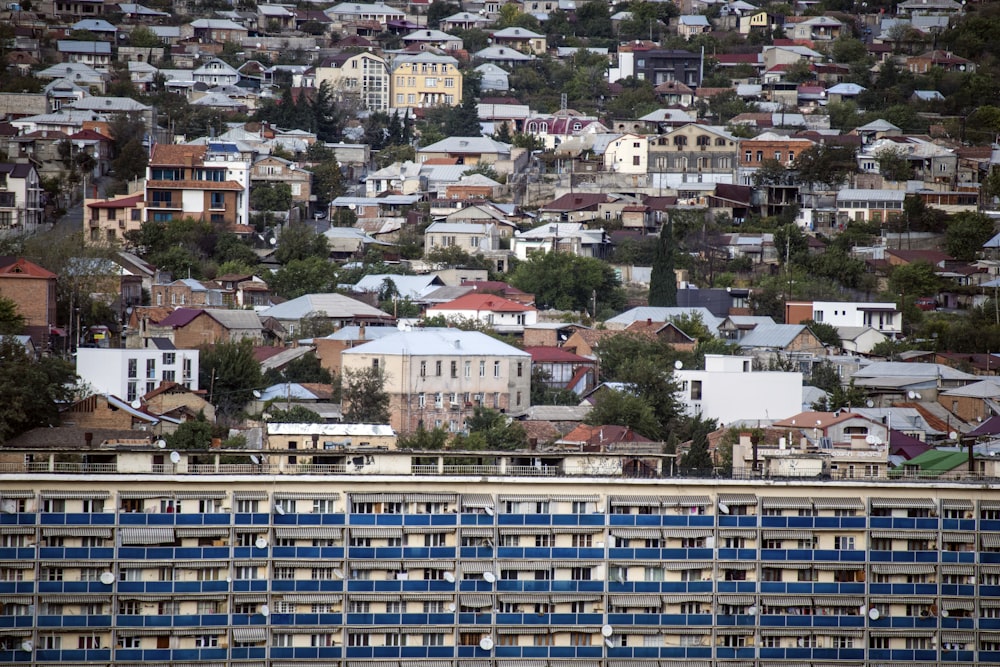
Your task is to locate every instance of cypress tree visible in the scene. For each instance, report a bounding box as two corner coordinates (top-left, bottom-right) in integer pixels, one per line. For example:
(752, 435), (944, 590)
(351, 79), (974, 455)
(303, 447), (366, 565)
(648, 217), (677, 307)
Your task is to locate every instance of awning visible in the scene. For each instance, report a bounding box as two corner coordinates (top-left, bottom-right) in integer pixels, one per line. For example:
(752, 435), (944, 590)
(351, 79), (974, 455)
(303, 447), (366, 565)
(498, 626), (550, 635)
(175, 560), (229, 569)
(718, 595), (756, 605)
(350, 493), (405, 503)
(498, 494), (550, 502)
(174, 491), (227, 500)
(274, 527), (342, 539)
(460, 527), (494, 537)
(275, 492), (341, 500)
(942, 532), (975, 543)
(762, 530), (814, 540)
(869, 629), (936, 638)
(351, 561), (401, 570)
(279, 594), (343, 603)
(718, 494), (757, 505)
(0, 561), (36, 569)
(404, 493), (456, 503)
(1, 527), (33, 535)
(232, 627), (267, 643)
(499, 593), (552, 604)
(498, 527), (551, 535)
(609, 594), (663, 607)
(120, 527), (175, 544)
(498, 560), (556, 569)
(460, 595), (492, 608)
(0, 491), (33, 499)
(176, 527), (230, 538)
(404, 526), (452, 534)
(870, 596), (934, 604)
(349, 527), (402, 538)
(814, 597), (864, 607)
(981, 500), (1000, 510)
(815, 562), (864, 571)
(760, 597), (812, 607)
(870, 529), (922, 539)
(720, 561), (755, 571)
(40, 490), (110, 500)
(811, 497), (864, 510)
(941, 564), (975, 575)
(461, 494), (495, 509)
(119, 490), (172, 499)
(406, 560), (454, 569)
(461, 561), (494, 574)
(609, 495), (659, 508)
(761, 497), (813, 509)
(551, 495), (600, 503)
(716, 627), (754, 635)
(42, 527), (112, 538)
(234, 491), (268, 500)
(982, 534), (1000, 548)
(942, 632), (976, 642)
(940, 498), (973, 510)
(611, 528), (662, 539)
(663, 529), (714, 539)
(718, 529), (757, 538)
(870, 497), (937, 509)
(233, 594), (268, 603)
(662, 594), (713, 603)
(870, 563), (936, 574)
(941, 599), (975, 611)
(661, 496), (711, 507)
(116, 628), (172, 637)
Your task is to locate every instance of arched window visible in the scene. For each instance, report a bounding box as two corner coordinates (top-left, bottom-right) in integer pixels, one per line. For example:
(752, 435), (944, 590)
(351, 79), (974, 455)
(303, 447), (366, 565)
(673, 135), (688, 147)
(696, 135), (710, 146)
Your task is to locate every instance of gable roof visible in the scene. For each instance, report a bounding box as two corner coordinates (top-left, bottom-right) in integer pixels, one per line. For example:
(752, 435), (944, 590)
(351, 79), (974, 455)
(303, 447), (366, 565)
(738, 323), (810, 349)
(344, 328), (530, 358)
(525, 346), (593, 364)
(0, 256), (56, 278)
(427, 292), (535, 313)
(259, 293), (393, 321)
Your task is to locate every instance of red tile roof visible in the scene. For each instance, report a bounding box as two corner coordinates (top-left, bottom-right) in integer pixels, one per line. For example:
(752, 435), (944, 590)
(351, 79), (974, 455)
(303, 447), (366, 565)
(87, 193), (144, 209)
(428, 292), (535, 313)
(524, 346), (593, 364)
(559, 423), (657, 445)
(0, 256), (57, 278)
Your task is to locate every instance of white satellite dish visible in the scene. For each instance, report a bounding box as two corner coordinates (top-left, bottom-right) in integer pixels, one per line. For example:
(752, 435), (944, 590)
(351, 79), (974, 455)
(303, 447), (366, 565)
(483, 571), (496, 583)
(674, 359), (683, 370)
(226, 576), (232, 583)
(865, 434), (877, 445)
(601, 624), (614, 637)
(718, 503), (730, 514)
(484, 506), (494, 516)
(605, 639), (614, 648)
(20, 640), (32, 652)
(260, 604), (270, 617)
(865, 399), (874, 408)
(250, 455), (260, 464)
(443, 571), (455, 583)
(255, 537), (268, 549)
(748, 606), (758, 616)
(100, 572), (115, 585)
(949, 431), (958, 440)
(448, 603), (457, 612)
(333, 568), (344, 579)
(868, 608), (880, 620)
(252, 390), (261, 398)
(941, 609), (949, 617)
(907, 390), (916, 399)
(479, 637), (494, 651)
(275, 506), (286, 515)
(169, 451), (181, 463)
(155, 439), (166, 449)
(130, 398), (141, 409)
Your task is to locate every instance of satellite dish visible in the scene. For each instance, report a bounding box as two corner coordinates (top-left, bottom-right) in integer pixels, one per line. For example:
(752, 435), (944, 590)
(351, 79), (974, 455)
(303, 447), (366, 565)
(941, 609), (949, 617)
(269, 237), (277, 246)
(250, 455), (260, 464)
(718, 503), (730, 514)
(20, 641), (32, 652)
(859, 605), (867, 616)
(865, 434), (877, 445)
(605, 639), (614, 648)
(333, 568), (344, 579)
(907, 391), (916, 399)
(601, 624), (614, 637)
(479, 637), (494, 651)
(226, 576), (233, 583)
(255, 537), (268, 549)
(275, 506), (286, 515)
(483, 571), (496, 583)
(169, 451), (181, 463)
(100, 571), (115, 585)
(484, 506), (495, 516)
(949, 431), (958, 440)
(155, 439), (166, 449)
(444, 571), (455, 583)
(865, 399), (874, 408)
(868, 608), (880, 620)
(130, 398), (142, 409)
(674, 359), (683, 370)
(747, 606), (758, 616)
(448, 602), (457, 612)
(914, 392), (922, 400)
(252, 390), (261, 398)
(260, 604), (270, 617)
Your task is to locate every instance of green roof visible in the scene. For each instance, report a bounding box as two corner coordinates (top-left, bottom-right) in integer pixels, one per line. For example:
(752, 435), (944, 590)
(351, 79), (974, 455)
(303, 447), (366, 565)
(893, 449), (969, 475)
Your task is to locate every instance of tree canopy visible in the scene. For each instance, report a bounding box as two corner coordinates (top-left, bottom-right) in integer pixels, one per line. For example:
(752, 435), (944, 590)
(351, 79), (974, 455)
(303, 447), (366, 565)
(510, 251), (624, 315)
(0, 336), (77, 443)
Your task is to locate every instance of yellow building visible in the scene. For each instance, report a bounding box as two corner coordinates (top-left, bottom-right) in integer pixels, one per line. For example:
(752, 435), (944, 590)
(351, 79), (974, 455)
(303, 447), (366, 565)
(390, 52), (462, 108)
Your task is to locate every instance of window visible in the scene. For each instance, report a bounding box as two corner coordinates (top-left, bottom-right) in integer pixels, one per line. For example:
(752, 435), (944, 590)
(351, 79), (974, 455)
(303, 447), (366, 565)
(435, 360), (442, 376)
(570, 632), (592, 646)
(42, 568), (63, 581)
(479, 360), (486, 377)
(236, 499), (259, 513)
(423, 633), (446, 646)
(127, 358), (138, 378)
(573, 534), (593, 547)
(236, 565), (259, 580)
(81, 498), (103, 513)
(386, 631), (405, 646)
(78, 635), (102, 649)
(42, 498), (65, 513)
(834, 536), (855, 550)
(420, 360), (427, 376)
(118, 636), (141, 649)
(313, 498), (336, 514)
(494, 361), (501, 377)
(424, 532), (446, 547)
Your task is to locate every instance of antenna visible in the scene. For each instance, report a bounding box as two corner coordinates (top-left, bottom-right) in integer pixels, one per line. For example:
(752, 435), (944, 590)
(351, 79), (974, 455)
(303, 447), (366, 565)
(674, 360), (683, 370)
(718, 503), (730, 514)
(155, 439), (166, 449)
(448, 602), (457, 612)
(605, 639), (614, 648)
(601, 624), (614, 637)
(868, 608), (880, 620)
(333, 568), (344, 579)
(250, 455), (260, 464)
(20, 641), (32, 652)
(274, 506), (286, 515)
(99, 571), (115, 585)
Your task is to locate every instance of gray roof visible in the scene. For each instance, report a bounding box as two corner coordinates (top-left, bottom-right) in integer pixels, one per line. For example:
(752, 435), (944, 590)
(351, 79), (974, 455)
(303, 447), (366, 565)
(72, 19), (117, 32)
(425, 221), (493, 234)
(259, 293), (392, 321)
(852, 361), (978, 382)
(523, 405), (591, 421)
(836, 189), (906, 203)
(69, 96), (151, 112)
(419, 136), (511, 155)
(260, 382), (324, 401)
(204, 308), (263, 330)
(491, 27), (544, 38)
(940, 379), (1000, 398)
(57, 40), (111, 54)
(258, 346), (315, 372)
(738, 324), (808, 349)
(604, 306), (723, 335)
(319, 325), (402, 342)
(353, 274), (444, 300)
(474, 46), (535, 61)
(189, 18), (248, 30)
(343, 328), (530, 358)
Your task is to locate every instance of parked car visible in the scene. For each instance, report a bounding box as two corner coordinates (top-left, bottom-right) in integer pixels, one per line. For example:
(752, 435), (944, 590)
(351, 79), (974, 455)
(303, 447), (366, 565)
(915, 297), (937, 311)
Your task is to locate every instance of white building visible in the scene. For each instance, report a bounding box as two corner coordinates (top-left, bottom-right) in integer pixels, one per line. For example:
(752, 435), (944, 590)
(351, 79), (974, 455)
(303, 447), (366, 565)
(673, 354), (802, 425)
(76, 348), (200, 403)
(603, 133), (649, 174)
(812, 300), (902, 338)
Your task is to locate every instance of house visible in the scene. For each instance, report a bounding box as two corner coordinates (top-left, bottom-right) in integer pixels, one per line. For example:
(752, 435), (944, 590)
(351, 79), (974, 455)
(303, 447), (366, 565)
(526, 346), (597, 395)
(850, 361), (978, 404)
(76, 347), (200, 404)
(60, 393), (163, 433)
(835, 188), (905, 225)
(251, 155), (312, 205)
(604, 306), (723, 334)
(788, 15), (844, 41)
(84, 192), (144, 246)
(674, 354), (802, 424)
(476, 63), (510, 92)
(554, 423), (659, 449)
(536, 193), (609, 223)
(624, 320), (697, 352)
(56, 40), (111, 69)
(938, 379), (1000, 424)
(184, 18), (249, 44)
(340, 328), (532, 433)
(313, 51), (390, 112)
(424, 221), (499, 255)
(149, 308), (266, 348)
(906, 49), (975, 74)
(324, 2), (406, 30)
(390, 52), (462, 108)
(142, 381), (216, 424)
(786, 300), (903, 339)
(738, 323), (827, 360)
(603, 133), (649, 175)
(439, 11), (491, 32)
(151, 278), (225, 308)
(265, 424), (397, 462)
(490, 26), (546, 55)
(647, 123), (740, 188)
(836, 326), (890, 356)
(402, 29), (463, 52)
(425, 293), (537, 333)
(258, 293), (393, 337)
(323, 227), (385, 261)
(144, 143), (250, 228)
(312, 324), (400, 375)
(511, 222), (612, 260)
(677, 14), (711, 38)
(192, 58), (241, 87)
(633, 49), (704, 87)
(0, 162), (43, 233)
(0, 256), (57, 348)
(417, 136), (509, 167)
(473, 46), (535, 67)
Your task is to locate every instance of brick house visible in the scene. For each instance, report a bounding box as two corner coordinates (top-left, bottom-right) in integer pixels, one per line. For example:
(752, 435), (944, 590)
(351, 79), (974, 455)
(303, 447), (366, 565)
(0, 256), (57, 348)
(147, 307), (265, 348)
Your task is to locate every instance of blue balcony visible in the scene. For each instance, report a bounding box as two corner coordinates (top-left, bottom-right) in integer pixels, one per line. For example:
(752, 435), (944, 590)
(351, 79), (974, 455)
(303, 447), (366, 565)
(403, 514), (457, 527)
(0, 513), (35, 525)
(552, 513), (606, 526)
(0, 582), (33, 594)
(716, 581), (757, 593)
(715, 647), (756, 659)
(497, 513), (552, 526)
(403, 546), (455, 559)
(718, 548), (757, 560)
(174, 513), (231, 525)
(234, 512), (270, 525)
(38, 581), (111, 594)
(0, 547), (35, 559)
(941, 616), (975, 629)
(0, 650), (30, 663)
(982, 651), (1000, 663)
(868, 583), (938, 596)
(36, 614), (111, 627)
(38, 547), (115, 560)
(0, 615), (33, 628)
(942, 518), (976, 531)
(272, 546), (344, 559)
(459, 547), (494, 559)
(868, 615), (940, 629)
(460, 513), (495, 526)
(760, 614), (864, 628)
(866, 648), (938, 661)
(552, 547), (605, 559)
(718, 515), (758, 528)
(941, 551), (975, 563)
(716, 614), (757, 626)
(609, 612), (712, 626)
(38, 512), (115, 525)
(268, 612), (342, 626)
(494, 646), (602, 659)
(458, 612), (493, 625)
(35, 649), (112, 662)
(869, 549), (939, 563)
(941, 649), (975, 662)
(230, 647), (267, 660)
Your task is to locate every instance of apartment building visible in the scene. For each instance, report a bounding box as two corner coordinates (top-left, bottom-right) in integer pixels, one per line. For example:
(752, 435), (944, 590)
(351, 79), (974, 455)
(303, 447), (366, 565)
(0, 162), (43, 233)
(144, 143), (250, 228)
(75, 347), (199, 402)
(1, 442), (1000, 667)
(390, 52), (462, 108)
(84, 192), (144, 246)
(340, 328), (531, 433)
(648, 124), (740, 188)
(313, 51), (390, 112)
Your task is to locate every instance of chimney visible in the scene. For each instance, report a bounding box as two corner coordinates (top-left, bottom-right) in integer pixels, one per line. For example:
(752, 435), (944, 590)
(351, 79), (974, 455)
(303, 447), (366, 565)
(84, 432), (93, 447)
(968, 436), (976, 474)
(211, 437), (222, 449)
(359, 323), (366, 339)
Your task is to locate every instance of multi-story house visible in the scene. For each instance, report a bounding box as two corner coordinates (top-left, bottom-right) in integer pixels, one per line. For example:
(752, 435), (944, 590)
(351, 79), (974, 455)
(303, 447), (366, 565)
(56, 40), (111, 69)
(674, 353), (803, 424)
(313, 51), (390, 111)
(390, 52), (462, 108)
(144, 143), (250, 228)
(402, 29), (464, 52)
(0, 162), (43, 233)
(251, 155), (313, 206)
(0, 256), (57, 348)
(4, 444), (1000, 667)
(511, 222), (612, 260)
(648, 123), (740, 188)
(490, 26), (546, 55)
(786, 299), (903, 338)
(424, 221), (499, 254)
(836, 188), (905, 225)
(425, 293), (538, 334)
(151, 278), (225, 308)
(324, 2), (405, 31)
(183, 18), (249, 44)
(147, 307), (265, 348)
(603, 133), (650, 174)
(439, 10), (490, 31)
(633, 48), (704, 86)
(83, 192), (144, 246)
(76, 347), (199, 401)
(788, 15), (845, 41)
(192, 58), (241, 87)
(341, 328), (531, 433)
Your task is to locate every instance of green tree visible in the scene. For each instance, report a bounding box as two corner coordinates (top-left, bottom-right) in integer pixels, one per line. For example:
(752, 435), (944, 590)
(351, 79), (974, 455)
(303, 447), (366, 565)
(945, 212), (995, 261)
(268, 256), (338, 299)
(108, 113), (148, 183)
(888, 261), (941, 300)
(648, 218), (677, 307)
(199, 339), (263, 419)
(792, 144), (858, 188)
(681, 429), (713, 475)
(263, 351), (334, 385)
(342, 366), (390, 423)
(806, 360), (841, 393)
(812, 380), (867, 411)
(0, 336), (77, 443)
(426, 0), (460, 28)
(0, 295), (25, 334)
(873, 145), (913, 181)
(531, 366), (581, 406)
(454, 406), (528, 450)
(250, 182), (292, 212)
(166, 414), (213, 449)
(275, 223), (329, 264)
(311, 161), (345, 208)
(510, 251), (624, 314)
(128, 25), (163, 47)
(584, 388), (662, 440)
(397, 424), (451, 449)
(803, 319), (841, 348)
(266, 405), (323, 423)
